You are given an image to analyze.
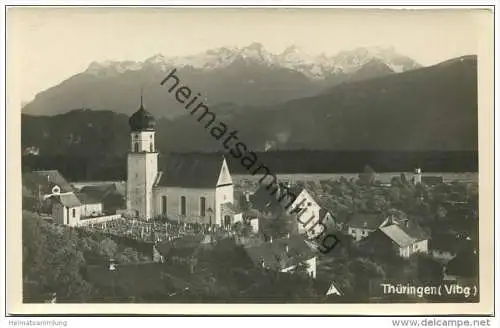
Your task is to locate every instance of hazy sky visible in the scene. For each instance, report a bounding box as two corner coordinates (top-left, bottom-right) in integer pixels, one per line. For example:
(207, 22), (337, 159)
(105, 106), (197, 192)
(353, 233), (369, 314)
(8, 8), (485, 102)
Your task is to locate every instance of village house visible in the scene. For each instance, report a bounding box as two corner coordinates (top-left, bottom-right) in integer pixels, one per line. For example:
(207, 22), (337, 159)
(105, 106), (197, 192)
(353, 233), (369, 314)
(242, 208), (261, 233)
(23, 170), (123, 226)
(125, 98), (242, 226)
(243, 235), (317, 278)
(361, 222), (430, 258)
(287, 188), (336, 238)
(77, 184), (126, 215)
(344, 212), (389, 242)
(51, 192), (82, 226)
(24, 170), (83, 225)
(75, 191), (103, 217)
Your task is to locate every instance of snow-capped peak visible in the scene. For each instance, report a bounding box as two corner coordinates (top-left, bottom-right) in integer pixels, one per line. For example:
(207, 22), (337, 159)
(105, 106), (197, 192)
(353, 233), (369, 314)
(84, 43), (420, 79)
(145, 53), (167, 64)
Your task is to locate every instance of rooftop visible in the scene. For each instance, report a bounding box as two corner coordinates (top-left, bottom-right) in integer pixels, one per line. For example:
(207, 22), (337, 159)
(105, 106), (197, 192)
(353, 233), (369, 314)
(54, 192), (82, 208)
(156, 153), (229, 189)
(379, 223), (429, 248)
(243, 235), (315, 271)
(28, 170), (74, 193)
(346, 212), (386, 230)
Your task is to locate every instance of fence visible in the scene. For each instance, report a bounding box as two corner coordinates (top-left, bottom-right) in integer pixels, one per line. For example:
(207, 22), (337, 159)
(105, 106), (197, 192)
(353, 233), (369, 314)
(74, 214), (123, 226)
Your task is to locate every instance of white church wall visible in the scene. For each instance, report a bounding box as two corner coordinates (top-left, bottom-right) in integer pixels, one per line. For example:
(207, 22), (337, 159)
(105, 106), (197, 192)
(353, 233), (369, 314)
(154, 187), (216, 225)
(215, 184), (234, 225)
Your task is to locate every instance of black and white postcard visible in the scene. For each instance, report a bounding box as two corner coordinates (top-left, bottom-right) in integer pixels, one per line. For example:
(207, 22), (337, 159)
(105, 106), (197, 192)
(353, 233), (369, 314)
(5, 7), (495, 316)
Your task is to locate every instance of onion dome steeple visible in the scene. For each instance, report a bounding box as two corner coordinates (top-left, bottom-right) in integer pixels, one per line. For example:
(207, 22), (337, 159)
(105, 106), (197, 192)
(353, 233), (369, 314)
(129, 88), (156, 132)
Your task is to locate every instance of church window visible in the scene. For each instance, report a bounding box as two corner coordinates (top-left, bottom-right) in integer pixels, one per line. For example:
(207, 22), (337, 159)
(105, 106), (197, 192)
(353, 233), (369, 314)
(200, 197), (206, 217)
(162, 196), (167, 215)
(134, 142), (139, 152)
(180, 196), (186, 216)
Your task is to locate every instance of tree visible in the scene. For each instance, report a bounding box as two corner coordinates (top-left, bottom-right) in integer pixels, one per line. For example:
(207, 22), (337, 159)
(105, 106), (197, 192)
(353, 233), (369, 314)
(400, 173), (409, 186)
(348, 257), (386, 301)
(359, 165), (376, 186)
(23, 212), (94, 302)
(96, 238), (118, 260)
(116, 247), (140, 263)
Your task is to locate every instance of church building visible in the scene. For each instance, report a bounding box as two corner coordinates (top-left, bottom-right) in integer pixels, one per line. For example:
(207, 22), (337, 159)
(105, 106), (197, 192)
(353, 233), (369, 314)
(126, 97), (240, 226)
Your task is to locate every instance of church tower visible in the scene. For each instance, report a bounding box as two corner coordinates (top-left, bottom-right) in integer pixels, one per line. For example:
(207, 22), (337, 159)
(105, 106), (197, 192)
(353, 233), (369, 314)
(126, 92), (158, 221)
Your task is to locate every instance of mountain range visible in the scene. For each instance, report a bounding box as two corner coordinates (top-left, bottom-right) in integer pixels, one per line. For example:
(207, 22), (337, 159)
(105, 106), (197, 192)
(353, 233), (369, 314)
(22, 44), (420, 118)
(22, 52), (478, 156)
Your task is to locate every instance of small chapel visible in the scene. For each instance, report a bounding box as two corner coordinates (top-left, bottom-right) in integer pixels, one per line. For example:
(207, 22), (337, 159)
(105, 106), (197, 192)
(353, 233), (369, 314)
(126, 96), (242, 226)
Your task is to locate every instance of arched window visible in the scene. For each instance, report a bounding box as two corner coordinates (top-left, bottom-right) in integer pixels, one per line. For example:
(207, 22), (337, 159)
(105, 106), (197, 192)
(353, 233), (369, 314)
(162, 196), (167, 215)
(180, 196), (186, 216)
(134, 142), (139, 152)
(200, 197), (206, 217)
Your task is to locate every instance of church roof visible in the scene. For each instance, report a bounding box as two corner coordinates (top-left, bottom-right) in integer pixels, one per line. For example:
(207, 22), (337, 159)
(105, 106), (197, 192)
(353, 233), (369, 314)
(156, 153), (228, 189)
